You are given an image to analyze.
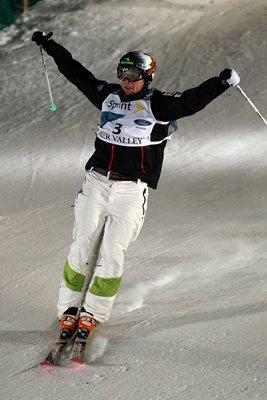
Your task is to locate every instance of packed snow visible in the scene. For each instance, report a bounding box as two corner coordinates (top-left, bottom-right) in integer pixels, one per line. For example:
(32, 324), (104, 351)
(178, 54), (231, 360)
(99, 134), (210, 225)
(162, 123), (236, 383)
(0, 0), (267, 399)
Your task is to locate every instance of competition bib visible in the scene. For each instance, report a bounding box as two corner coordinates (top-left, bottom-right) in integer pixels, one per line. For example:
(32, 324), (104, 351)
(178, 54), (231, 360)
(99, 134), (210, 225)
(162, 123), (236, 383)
(96, 91), (175, 147)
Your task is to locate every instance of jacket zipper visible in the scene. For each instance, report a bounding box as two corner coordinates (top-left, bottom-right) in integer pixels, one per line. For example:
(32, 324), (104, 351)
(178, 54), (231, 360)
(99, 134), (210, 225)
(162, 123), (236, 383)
(109, 145), (146, 175)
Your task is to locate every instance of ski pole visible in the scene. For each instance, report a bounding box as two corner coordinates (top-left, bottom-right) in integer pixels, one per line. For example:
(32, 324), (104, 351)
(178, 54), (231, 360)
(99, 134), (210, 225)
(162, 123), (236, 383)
(39, 46), (57, 111)
(236, 85), (267, 127)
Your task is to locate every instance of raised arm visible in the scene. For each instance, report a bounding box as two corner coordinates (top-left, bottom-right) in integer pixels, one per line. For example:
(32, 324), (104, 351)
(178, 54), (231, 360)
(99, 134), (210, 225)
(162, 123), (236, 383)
(151, 70), (239, 121)
(31, 31), (119, 109)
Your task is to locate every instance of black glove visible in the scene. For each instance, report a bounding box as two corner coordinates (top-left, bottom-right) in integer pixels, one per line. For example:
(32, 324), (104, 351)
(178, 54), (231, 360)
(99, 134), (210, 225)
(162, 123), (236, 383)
(219, 68), (240, 86)
(31, 31), (53, 46)
(219, 68), (232, 81)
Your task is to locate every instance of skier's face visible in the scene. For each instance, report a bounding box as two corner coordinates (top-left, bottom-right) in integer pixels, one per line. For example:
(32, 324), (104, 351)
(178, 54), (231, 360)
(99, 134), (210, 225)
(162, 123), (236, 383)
(121, 78), (145, 96)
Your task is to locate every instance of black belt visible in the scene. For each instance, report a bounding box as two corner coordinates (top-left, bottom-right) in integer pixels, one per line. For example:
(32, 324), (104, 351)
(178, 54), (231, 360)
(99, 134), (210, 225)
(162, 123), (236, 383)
(92, 167), (138, 182)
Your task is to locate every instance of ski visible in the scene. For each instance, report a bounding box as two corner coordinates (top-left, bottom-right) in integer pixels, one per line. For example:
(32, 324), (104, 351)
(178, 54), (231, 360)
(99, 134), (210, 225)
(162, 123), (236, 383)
(41, 332), (77, 367)
(69, 334), (88, 365)
(69, 315), (98, 365)
(41, 313), (97, 366)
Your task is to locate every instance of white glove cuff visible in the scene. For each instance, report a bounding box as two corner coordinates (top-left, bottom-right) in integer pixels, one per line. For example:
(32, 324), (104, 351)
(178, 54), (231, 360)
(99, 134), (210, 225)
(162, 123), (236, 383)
(227, 70), (240, 87)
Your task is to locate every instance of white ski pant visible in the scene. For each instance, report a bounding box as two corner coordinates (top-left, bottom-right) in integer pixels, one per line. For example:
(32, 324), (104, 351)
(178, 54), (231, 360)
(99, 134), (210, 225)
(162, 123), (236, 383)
(57, 170), (148, 323)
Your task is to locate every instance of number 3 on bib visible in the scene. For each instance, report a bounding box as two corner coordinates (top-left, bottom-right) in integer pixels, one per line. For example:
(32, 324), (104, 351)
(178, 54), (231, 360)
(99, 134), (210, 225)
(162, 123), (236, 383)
(112, 123), (123, 135)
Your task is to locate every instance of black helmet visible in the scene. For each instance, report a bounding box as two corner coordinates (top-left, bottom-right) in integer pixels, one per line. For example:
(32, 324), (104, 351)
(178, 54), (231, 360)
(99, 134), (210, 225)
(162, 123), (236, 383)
(117, 51), (157, 85)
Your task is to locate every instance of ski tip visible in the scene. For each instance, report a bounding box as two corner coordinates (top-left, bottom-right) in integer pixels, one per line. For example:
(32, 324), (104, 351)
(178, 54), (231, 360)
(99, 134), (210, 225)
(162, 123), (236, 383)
(40, 361), (54, 371)
(70, 357), (85, 365)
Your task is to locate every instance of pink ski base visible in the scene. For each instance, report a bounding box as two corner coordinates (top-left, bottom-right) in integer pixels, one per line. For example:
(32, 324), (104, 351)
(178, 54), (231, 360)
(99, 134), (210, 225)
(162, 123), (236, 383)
(40, 361), (54, 371)
(70, 357), (84, 365)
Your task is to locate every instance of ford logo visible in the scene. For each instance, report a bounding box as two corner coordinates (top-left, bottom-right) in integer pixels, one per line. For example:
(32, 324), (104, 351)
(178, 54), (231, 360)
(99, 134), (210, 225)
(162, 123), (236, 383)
(134, 119), (152, 126)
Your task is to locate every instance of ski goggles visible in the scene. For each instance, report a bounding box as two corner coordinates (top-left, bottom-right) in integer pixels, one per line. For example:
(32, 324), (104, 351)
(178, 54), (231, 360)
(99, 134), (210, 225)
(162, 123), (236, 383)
(117, 66), (144, 82)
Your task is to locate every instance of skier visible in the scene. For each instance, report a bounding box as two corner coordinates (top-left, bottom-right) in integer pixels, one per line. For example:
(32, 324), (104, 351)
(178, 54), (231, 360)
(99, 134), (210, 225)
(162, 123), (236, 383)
(32, 31), (240, 343)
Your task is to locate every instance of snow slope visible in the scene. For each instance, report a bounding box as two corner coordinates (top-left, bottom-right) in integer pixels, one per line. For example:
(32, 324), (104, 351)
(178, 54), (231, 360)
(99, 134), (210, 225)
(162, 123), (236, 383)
(0, 0), (267, 399)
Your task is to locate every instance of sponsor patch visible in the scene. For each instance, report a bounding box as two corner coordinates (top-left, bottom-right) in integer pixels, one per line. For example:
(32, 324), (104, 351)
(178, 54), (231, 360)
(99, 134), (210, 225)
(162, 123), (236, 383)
(134, 119), (152, 126)
(163, 91), (181, 97)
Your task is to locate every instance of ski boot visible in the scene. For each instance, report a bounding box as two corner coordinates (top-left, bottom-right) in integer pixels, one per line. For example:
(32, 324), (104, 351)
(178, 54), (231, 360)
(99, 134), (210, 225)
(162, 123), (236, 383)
(59, 307), (78, 340)
(78, 308), (98, 340)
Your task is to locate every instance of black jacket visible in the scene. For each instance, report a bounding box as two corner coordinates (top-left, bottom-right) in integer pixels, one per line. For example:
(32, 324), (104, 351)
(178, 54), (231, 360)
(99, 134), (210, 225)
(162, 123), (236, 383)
(43, 40), (228, 189)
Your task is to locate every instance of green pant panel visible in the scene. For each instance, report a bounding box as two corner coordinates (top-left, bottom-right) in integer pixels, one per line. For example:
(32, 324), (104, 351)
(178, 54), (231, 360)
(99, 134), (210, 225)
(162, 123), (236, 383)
(63, 260), (85, 292)
(89, 276), (122, 297)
